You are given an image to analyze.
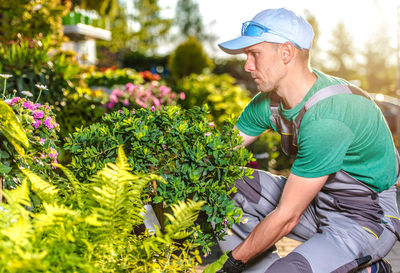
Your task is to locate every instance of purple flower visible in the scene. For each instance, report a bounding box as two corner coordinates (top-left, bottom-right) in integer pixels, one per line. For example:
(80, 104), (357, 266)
(32, 103), (41, 110)
(23, 101), (33, 110)
(39, 138), (46, 145)
(223, 218), (228, 227)
(33, 110), (44, 119)
(209, 122), (215, 127)
(44, 117), (56, 129)
(151, 106), (155, 112)
(32, 119), (42, 129)
(118, 110), (124, 114)
(4, 99), (12, 105)
(49, 147), (58, 159)
(132, 109), (136, 114)
(107, 102), (115, 109)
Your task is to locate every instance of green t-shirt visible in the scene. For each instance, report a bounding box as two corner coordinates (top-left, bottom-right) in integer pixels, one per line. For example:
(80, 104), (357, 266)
(236, 69), (397, 192)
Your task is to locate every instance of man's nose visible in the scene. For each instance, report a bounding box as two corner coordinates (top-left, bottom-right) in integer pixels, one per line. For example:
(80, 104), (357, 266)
(244, 58), (255, 72)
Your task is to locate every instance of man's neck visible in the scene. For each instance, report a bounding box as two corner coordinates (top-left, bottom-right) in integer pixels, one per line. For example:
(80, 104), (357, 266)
(277, 68), (317, 109)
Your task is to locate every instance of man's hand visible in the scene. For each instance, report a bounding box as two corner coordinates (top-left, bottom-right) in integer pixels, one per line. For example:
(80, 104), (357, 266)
(203, 251), (246, 273)
(203, 252), (229, 273)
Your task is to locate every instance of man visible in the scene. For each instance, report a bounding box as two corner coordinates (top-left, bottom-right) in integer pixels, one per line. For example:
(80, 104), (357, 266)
(204, 8), (400, 273)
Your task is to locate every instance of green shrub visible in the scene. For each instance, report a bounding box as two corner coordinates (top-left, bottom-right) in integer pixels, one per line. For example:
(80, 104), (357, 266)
(177, 73), (250, 126)
(168, 36), (214, 81)
(0, 146), (204, 272)
(65, 105), (253, 253)
(0, 35), (81, 105)
(84, 68), (144, 88)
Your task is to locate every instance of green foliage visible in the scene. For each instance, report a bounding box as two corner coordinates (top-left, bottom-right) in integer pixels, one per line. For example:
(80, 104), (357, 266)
(0, 98), (61, 193)
(0, 146), (204, 272)
(177, 73), (250, 126)
(84, 68), (144, 88)
(246, 131), (293, 172)
(65, 105), (253, 253)
(57, 87), (107, 140)
(168, 36), (214, 81)
(0, 35), (81, 105)
(0, 0), (68, 43)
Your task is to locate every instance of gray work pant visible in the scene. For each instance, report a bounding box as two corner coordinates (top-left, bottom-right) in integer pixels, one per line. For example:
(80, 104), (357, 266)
(218, 169), (400, 273)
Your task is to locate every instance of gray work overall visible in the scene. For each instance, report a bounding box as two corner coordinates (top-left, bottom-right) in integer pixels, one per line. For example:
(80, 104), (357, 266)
(218, 84), (400, 273)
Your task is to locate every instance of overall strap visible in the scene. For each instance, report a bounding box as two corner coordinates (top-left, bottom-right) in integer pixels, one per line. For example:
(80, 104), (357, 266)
(271, 84), (372, 156)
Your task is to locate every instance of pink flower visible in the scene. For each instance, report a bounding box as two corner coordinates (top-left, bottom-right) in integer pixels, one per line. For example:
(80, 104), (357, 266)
(153, 98), (161, 107)
(110, 93), (118, 103)
(125, 83), (135, 92)
(135, 98), (147, 108)
(132, 109), (136, 114)
(107, 102), (115, 109)
(209, 122), (215, 127)
(205, 132), (212, 136)
(33, 110), (44, 119)
(9, 97), (21, 105)
(49, 147), (58, 159)
(39, 138), (46, 144)
(122, 99), (129, 106)
(160, 86), (170, 95)
(31, 103), (41, 110)
(44, 117), (56, 129)
(118, 110), (124, 114)
(23, 101), (33, 110)
(32, 119), (42, 129)
(179, 92), (186, 100)
(162, 144), (167, 150)
(151, 106), (155, 112)
(4, 99), (12, 105)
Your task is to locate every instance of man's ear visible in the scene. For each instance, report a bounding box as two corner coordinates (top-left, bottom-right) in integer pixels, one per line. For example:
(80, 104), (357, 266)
(281, 42), (296, 64)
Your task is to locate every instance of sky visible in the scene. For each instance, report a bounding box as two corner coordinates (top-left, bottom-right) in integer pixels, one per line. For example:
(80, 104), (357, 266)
(159, 0), (400, 58)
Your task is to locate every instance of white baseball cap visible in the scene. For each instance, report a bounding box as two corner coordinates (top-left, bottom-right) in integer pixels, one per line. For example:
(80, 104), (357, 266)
(219, 8), (314, 54)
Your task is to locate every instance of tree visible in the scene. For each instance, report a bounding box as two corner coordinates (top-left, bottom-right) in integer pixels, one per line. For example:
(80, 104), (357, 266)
(71, 0), (119, 21)
(130, 0), (173, 54)
(0, 0), (68, 43)
(324, 22), (359, 80)
(362, 30), (396, 94)
(304, 10), (323, 69)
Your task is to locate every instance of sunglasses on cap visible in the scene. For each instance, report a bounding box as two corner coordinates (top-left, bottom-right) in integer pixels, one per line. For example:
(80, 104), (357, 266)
(241, 21), (301, 49)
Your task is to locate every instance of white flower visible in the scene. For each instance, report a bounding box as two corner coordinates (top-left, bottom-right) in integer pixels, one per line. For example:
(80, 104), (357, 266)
(241, 218), (248, 224)
(32, 4), (42, 11)
(21, 91), (33, 97)
(0, 74), (13, 79)
(35, 84), (47, 90)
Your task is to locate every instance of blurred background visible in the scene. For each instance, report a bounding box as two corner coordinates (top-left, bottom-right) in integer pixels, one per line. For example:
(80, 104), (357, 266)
(1, 0), (400, 173)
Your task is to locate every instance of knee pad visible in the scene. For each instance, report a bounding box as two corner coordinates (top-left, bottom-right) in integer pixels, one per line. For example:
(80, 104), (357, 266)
(265, 252), (312, 273)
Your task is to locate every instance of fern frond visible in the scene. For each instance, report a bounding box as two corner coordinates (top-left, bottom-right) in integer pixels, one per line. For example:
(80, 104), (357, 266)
(115, 145), (131, 172)
(164, 199), (205, 240)
(54, 163), (85, 208)
(21, 168), (58, 203)
(2, 178), (31, 207)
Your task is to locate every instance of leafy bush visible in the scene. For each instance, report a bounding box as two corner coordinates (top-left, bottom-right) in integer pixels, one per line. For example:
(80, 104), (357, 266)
(176, 73), (250, 126)
(0, 35), (81, 104)
(84, 68), (145, 88)
(168, 36), (214, 81)
(0, 97), (60, 193)
(56, 86), (107, 140)
(0, 146), (204, 272)
(65, 105), (253, 253)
